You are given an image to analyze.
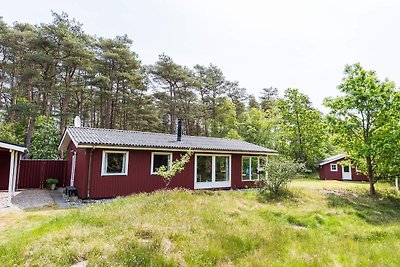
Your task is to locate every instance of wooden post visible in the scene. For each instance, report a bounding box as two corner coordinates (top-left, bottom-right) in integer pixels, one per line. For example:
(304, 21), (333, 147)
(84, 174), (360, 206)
(7, 150), (15, 207)
(395, 177), (399, 191)
(12, 151), (19, 194)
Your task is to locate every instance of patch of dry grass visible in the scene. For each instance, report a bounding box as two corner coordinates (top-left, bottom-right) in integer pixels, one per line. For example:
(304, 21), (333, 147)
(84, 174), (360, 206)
(0, 181), (399, 266)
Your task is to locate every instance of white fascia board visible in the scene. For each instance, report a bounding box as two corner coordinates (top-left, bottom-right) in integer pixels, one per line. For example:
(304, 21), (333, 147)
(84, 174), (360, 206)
(58, 129), (78, 151)
(0, 142), (26, 153)
(77, 144), (277, 155)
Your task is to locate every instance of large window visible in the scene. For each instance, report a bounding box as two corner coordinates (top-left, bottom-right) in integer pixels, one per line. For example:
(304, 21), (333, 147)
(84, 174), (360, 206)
(102, 151), (129, 176)
(242, 156), (267, 181)
(151, 152), (172, 175)
(195, 154), (231, 189)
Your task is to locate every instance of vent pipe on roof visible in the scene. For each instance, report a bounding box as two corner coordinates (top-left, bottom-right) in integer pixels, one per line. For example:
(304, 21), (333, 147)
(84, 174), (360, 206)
(74, 116), (81, 127)
(177, 119), (183, 141)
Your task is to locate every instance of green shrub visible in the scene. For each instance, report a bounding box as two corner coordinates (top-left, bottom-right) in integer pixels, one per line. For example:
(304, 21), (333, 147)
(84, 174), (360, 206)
(261, 157), (304, 196)
(46, 178), (59, 185)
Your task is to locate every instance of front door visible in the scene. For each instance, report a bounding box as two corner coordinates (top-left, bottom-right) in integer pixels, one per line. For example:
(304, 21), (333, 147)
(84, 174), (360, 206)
(342, 165), (352, 180)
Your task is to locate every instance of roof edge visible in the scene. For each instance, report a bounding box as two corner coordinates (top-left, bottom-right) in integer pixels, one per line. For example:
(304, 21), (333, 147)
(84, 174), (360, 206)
(319, 154), (346, 166)
(0, 141), (27, 153)
(77, 144), (278, 155)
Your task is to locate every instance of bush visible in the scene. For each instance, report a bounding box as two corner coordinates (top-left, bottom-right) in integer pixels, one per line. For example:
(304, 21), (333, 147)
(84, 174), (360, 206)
(261, 157), (304, 196)
(46, 178), (59, 185)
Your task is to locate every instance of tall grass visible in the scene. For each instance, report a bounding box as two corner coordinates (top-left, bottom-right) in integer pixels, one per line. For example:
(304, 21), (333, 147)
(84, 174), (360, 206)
(0, 180), (399, 266)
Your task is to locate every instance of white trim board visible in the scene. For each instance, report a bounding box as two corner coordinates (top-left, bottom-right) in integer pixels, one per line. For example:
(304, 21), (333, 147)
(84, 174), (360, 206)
(0, 142), (26, 153)
(101, 150), (129, 176)
(58, 129), (78, 151)
(76, 145), (276, 156)
(150, 152), (173, 175)
(194, 154), (231, 189)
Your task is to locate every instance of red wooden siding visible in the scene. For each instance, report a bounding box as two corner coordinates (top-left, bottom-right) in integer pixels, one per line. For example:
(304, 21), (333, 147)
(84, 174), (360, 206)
(319, 159), (368, 181)
(232, 154), (262, 189)
(18, 160), (67, 189)
(319, 163), (342, 180)
(0, 151), (11, 190)
(350, 168), (369, 181)
(66, 144), (264, 199)
(88, 150), (195, 199)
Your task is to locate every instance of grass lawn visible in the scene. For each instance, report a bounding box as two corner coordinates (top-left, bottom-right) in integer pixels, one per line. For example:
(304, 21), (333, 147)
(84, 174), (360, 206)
(1, 180), (400, 266)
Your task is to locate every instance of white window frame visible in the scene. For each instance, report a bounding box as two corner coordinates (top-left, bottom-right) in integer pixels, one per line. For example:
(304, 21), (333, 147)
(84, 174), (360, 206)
(151, 152), (173, 175)
(242, 156), (267, 181)
(355, 166), (360, 173)
(101, 151), (129, 176)
(194, 154), (231, 189)
(330, 163), (338, 172)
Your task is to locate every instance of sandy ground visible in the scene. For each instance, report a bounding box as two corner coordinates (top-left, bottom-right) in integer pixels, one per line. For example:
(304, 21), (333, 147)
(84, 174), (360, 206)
(0, 189), (54, 212)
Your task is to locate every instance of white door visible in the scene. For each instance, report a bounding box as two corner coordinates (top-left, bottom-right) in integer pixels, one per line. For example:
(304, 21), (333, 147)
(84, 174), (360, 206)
(70, 152), (77, 187)
(342, 165), (352, 180)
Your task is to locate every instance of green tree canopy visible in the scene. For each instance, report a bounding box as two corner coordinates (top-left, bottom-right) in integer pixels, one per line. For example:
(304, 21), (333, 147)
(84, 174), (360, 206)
(279, 88), (328, 168)
(324, 63), (400, 194)
(30, 115), (60, 159)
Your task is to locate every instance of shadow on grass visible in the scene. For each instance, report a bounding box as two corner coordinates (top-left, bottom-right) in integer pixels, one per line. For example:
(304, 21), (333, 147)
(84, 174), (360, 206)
(326, 189), (400, 225)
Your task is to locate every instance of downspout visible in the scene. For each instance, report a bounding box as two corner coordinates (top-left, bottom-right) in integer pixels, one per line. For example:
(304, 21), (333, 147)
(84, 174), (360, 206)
(87, 146), (95, 199)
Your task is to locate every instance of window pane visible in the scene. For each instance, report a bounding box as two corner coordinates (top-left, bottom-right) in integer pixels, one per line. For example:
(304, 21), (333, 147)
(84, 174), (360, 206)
(215, 156), (229, 182)
(153, 154), (170, 173)
(197, 156), (212, 183)
(242, 157), (250, 180)
(259, 157), (267, 179)
(343, 166), (350, 172)
(106, 153), (125, 173)
(251, 157), (258, 180)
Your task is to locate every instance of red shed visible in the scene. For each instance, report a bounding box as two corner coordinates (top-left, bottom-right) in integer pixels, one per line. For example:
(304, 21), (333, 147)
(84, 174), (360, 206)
(319, 154), (368, 182)
(0, 141), (27, 206)
(58, 126), (277, 199)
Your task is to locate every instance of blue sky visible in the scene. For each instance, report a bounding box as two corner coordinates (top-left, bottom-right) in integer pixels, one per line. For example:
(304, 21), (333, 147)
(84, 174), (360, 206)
(2, 0), (400, 111)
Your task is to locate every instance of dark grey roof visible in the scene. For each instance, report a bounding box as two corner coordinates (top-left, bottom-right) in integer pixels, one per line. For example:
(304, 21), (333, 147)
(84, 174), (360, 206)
(319, 154), (345, 166)
(64, 127), (277, 154)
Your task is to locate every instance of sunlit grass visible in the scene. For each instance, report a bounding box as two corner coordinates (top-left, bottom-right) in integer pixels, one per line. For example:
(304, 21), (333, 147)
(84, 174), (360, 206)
(0, 180), (399, 266)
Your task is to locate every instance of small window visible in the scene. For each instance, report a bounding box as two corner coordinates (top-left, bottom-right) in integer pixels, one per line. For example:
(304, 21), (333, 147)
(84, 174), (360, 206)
(102, 151), (128, 176)
(330, 164), (338, 172)
(151, 152), (172, 174)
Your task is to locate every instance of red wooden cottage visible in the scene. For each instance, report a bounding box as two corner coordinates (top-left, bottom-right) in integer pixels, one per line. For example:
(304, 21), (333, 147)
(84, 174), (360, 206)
(58, 126), (277, 199)
(0, 141), (27, 206)
(319, 154), (368, 181)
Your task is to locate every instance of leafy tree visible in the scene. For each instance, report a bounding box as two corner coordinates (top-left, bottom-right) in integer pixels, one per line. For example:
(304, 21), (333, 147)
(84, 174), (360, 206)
(260, 156), (304, 196)
(324, 63), (400, 194)
(238, 108), (278, 149)
(0, 121), (19, 144)
(30, 115), (60, 159)
(209, 99), (239, 138)
(156, 150), (193, 187)
(279, 88), (328, 168)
